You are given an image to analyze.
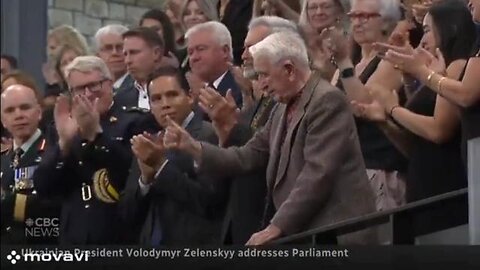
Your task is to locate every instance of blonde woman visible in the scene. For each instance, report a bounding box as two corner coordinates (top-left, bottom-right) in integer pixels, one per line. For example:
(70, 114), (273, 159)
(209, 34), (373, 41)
(43, 25), (91, 105)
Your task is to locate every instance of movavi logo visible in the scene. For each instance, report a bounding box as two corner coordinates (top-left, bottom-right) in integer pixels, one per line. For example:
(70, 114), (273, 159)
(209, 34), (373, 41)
(6, 249), (89, 264)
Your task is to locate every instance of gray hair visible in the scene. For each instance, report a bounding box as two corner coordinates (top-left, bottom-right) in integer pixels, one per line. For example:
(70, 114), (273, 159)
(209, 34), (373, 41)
(248, 16), (299, 34)
(185, 21), (233, 60)
(94, 24), (129, 52)
(64, 56), (112, 81)
(350, 0), (401, 22)
(250, 32), (309, 70)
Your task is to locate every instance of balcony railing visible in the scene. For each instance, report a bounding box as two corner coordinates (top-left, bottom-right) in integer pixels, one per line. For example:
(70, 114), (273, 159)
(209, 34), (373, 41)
(274, 137), (480, 245)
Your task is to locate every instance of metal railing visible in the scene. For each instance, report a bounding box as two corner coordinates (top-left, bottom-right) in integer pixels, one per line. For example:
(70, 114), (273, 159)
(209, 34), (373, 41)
(274, 138), (480, 245)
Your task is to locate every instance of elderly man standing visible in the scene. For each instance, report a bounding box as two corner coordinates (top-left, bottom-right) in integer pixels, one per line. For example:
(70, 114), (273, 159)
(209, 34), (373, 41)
(94, 24), (133, 93)
(163, 32), (376, 245)
(33, 56), (150, 244)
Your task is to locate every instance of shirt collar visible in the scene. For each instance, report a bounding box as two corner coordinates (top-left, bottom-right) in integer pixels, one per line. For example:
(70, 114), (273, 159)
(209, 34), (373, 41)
(181, 111), (195, 129)
(113, 73), (128, 89)
(13, 129), (42, 153)
(212, 71), (228, 89)
(134, 81), (148, 92)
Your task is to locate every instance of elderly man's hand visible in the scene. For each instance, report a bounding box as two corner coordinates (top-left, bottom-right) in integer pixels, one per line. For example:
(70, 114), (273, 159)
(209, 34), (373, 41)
(246, 224), (282, 246)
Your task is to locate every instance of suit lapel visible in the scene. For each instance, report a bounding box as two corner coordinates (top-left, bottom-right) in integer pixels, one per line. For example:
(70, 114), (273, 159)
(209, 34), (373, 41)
(18, 136), (45, 168)
(266, 105), (286, 191)
(273, 72), (323, 189)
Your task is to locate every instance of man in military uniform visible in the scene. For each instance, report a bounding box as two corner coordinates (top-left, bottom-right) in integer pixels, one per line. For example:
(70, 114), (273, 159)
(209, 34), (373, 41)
(33, 56), (154, 244)
(1, 84), (60, 244)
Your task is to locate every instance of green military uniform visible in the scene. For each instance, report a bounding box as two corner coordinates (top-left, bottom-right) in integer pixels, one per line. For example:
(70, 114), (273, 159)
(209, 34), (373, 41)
(1, 130), (61, 244)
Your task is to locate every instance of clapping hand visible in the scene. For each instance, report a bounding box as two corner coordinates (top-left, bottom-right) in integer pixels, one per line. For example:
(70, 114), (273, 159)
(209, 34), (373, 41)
(54, 95), (79, 154)
(198, 87), (239, 145)
(71, 95), (102, 142)
(131, 132), (166, 184)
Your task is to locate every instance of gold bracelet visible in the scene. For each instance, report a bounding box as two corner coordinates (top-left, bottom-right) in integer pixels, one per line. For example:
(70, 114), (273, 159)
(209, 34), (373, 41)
(426, 70), (436, 84)
(437, 76), (446, 96)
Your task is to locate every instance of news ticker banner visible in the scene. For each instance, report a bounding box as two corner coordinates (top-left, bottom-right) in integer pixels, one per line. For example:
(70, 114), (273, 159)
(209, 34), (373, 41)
(1, 246), (479, 269)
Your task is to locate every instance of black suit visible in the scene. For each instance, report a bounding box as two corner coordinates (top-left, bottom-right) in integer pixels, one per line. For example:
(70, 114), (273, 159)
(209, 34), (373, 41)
(219, 96), (276, 244)
(113, 74), (141, 110)
(113, 74), (135, 95)
(121, 113), (229, 245)
(197, 70), (244, 121)
(33, 102), (152, 245)
(220, 0), (253, 65)
(1, 134), (61, 244)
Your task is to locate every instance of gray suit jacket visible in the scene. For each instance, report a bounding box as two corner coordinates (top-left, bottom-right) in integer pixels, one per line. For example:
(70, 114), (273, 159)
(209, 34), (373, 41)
(199, 71), (376, 243)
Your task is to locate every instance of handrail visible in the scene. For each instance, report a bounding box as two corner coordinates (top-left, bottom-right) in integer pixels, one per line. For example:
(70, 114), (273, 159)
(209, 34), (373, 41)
(274, 188), (468, 244)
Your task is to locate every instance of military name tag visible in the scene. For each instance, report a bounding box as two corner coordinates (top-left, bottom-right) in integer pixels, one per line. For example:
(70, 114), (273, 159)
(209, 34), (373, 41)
(14, 166), (37, 191)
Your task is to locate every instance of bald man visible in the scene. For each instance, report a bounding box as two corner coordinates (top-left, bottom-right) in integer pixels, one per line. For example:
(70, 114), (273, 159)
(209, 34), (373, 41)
(1, 84), (60, 244)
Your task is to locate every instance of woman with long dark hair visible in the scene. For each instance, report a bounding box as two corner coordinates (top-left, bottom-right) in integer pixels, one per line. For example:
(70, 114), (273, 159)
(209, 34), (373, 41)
(379, 0), (480, 169)
(356, 0), (476, 202)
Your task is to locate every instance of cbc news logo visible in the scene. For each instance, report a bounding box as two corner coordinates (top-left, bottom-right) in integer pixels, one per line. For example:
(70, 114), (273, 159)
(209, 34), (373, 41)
(25, 218), (59, 238)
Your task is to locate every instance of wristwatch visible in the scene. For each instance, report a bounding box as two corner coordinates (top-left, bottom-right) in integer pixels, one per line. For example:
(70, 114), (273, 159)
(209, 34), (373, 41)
(340, 68), (355, 79)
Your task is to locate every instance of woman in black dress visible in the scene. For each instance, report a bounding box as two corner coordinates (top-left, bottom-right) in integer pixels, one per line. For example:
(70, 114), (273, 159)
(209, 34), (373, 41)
(355, 0), (476, 202)
(379, 0), (480, 169)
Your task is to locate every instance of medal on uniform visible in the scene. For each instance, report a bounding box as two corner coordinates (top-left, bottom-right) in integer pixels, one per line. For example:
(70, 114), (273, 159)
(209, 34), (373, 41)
(14, 166), (36, 191)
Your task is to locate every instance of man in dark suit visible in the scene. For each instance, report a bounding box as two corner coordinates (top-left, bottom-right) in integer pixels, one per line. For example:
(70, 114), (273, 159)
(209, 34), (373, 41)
(163, 32), (377, 245)
(185, 21), (243, 108)
(115, 27), (164, 111)
(33, 56), (151, 245)
(218, 0), (253, 65)
(94, 24), (132, 94)
(1, 84), (61, 244)
(121, 67), (228, 245)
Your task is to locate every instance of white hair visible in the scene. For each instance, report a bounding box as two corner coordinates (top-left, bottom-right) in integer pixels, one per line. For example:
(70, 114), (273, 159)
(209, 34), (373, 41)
(248, 16), (299, 34)
(64, 56), (112, 81)
(185, 21), (233, 60)
(94, 24), (129, 52)
(250, 32), (309, 69)
(350, 0), (401, 22)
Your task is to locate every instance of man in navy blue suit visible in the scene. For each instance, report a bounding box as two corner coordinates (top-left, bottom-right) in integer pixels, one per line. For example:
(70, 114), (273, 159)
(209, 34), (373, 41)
(185, 21), (243, 109)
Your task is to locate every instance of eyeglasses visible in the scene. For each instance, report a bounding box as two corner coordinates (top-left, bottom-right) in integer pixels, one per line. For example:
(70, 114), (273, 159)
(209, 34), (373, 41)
(347, 11), (382, 22)
(100, 44), (124, 54)
(69, 78), (109, 96)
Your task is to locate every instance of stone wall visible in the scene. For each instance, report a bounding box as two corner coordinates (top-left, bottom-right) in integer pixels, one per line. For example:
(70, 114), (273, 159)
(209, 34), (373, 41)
(48, 0), (167, 46)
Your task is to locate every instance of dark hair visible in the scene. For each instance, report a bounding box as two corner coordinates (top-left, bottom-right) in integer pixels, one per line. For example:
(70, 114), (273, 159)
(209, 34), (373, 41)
(122, 27), (165, 49)
(1, 54), (18, 69)
(1, 70), (43, 104)
(147, 66), (190, 94)
(428, 0), (477, 65)
(140, 9), (176, 56)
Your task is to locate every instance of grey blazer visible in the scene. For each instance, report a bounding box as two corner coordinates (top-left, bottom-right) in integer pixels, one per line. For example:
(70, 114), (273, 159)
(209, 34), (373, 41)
(198, 71), (377, 243)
